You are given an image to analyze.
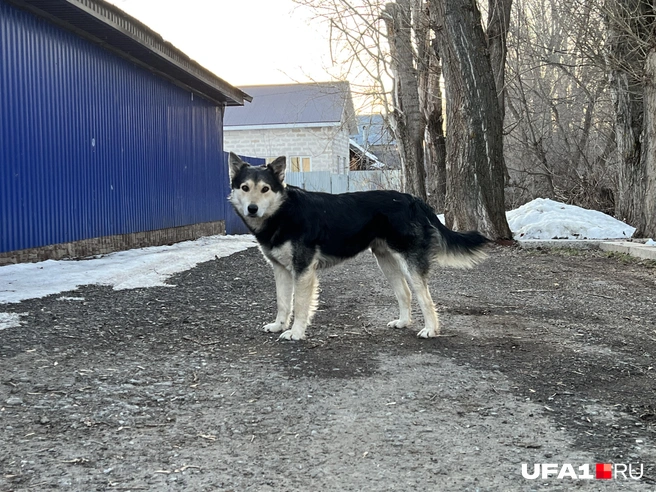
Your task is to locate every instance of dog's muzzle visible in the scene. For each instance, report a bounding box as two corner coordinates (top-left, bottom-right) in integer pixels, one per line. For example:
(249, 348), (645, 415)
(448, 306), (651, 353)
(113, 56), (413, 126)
(247, 204), (258, 216)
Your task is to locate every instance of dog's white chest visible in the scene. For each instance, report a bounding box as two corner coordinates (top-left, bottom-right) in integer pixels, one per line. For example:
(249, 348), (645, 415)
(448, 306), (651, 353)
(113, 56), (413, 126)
(263, 241), (294, 269)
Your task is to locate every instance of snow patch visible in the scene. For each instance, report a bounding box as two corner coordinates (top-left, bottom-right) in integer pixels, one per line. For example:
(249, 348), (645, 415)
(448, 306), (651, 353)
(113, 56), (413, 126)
(0, 312), (24, 330)
(0, 235), (257, 304)
(507, 198), (635, 240)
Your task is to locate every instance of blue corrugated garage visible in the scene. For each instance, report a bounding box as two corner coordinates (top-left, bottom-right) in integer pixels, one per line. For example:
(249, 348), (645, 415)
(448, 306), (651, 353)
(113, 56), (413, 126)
(0, 0), (251, 263)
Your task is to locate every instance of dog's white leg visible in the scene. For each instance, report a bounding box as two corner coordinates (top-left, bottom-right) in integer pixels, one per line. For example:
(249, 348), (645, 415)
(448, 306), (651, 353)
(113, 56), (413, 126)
(373, 249), (412, 329)
(405, 270), (440, 338)
(279, 266), (318, 341)
(264, 262), (293, 333)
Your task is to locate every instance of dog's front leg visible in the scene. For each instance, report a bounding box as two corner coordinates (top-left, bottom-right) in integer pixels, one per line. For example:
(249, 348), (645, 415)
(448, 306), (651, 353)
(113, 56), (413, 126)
(279, 266), (318, 341)
(264, 262), (293, 333)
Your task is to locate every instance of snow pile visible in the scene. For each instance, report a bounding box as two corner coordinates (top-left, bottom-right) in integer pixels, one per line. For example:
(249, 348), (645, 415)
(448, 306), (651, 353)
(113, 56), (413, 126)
(0, 312), (23, 330)
(507, 198), (636, 240)
(0, 235), (256, 304)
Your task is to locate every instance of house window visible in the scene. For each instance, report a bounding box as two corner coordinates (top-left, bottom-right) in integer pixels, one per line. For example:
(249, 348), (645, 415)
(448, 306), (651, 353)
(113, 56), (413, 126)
(290, 156), (311, 172)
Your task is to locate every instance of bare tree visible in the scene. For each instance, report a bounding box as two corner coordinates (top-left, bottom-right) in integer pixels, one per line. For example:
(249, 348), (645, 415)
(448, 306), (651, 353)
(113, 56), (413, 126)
(504, 0), (617, 214)
(382, 0), (428, 200)
(605, 0), (656, 237)
(295, 0), (656, 238)
(432, 0), (512, 238)
(419, 5), (447, 210)
(295, 0), (435, 203)
(487, 0), (513, 123)
(503, 0), (656, 235)
(644, 52), (656, 237)
(296, 0), (513, 238)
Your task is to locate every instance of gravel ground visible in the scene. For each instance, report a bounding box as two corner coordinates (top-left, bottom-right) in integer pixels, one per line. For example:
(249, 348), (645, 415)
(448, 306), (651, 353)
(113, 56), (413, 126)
(1, 244), (655, 491)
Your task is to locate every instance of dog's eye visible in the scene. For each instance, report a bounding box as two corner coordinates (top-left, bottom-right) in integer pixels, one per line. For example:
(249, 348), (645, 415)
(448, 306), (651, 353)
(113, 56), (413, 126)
(261, 186), (270, 193)
(241, 185), (249, 192)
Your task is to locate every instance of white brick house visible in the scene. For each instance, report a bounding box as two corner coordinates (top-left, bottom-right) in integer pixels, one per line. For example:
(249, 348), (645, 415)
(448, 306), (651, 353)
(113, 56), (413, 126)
(224, 82), (357, 173)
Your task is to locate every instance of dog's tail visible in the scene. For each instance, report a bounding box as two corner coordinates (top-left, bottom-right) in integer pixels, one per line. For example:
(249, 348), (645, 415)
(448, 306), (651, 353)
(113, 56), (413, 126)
(425, 206), (490, 269)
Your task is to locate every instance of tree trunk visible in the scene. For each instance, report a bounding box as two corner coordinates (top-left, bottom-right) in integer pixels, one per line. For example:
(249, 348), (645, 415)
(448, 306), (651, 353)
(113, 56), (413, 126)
(432, 0), (512, 239)
(605, 0), (651, 235)
(486, 0), (512, 183)
(486, 0), (512, 122)
(422, 44), (447, 211)
(418, 4), (447, 211)
(383, 1), (427, 201)
(641, 50), (656, 237)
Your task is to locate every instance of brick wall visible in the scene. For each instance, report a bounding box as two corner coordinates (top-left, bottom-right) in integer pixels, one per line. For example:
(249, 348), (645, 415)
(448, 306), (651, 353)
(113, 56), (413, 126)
(0, 221), (225, 265)
(332, 129), (350, 173)
(224, 125), (350, 173)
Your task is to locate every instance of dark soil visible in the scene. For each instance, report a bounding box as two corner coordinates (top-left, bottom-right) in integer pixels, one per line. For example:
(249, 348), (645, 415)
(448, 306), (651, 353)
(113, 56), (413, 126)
(1, 244), (655, 491)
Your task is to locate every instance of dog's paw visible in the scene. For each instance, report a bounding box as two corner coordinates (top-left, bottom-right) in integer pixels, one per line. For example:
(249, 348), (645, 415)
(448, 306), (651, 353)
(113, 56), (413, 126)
(278, 329), (306, 341)
(263, 321), (285, 333)
(416, 327), (439, 338)
(387, 319), (411, 329)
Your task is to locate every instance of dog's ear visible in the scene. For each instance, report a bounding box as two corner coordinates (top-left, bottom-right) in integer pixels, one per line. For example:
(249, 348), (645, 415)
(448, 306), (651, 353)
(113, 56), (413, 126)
(267, 156), (286, 183)
(228, 152), (248, 180)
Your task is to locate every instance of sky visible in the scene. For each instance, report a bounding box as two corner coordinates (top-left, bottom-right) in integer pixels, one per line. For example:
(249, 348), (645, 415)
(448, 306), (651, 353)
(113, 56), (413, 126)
(105, 0), (335, 88)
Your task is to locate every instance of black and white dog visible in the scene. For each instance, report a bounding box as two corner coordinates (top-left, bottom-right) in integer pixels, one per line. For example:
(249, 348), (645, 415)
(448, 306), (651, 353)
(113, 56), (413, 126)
(228, 153), (488, 341)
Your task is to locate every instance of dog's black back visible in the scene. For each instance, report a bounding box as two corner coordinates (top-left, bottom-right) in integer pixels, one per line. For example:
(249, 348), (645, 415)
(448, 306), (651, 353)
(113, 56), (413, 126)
(254, 185), (487, 274)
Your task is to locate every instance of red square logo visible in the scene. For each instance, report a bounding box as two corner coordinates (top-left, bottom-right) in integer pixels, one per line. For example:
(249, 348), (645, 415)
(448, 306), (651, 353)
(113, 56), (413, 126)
(596, 463), (612, 480)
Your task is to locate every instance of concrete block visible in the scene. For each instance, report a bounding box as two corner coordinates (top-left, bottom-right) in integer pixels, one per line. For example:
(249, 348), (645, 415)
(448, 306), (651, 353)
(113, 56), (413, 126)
(517, 239), (656, 261)
(598, 241), (656, 260)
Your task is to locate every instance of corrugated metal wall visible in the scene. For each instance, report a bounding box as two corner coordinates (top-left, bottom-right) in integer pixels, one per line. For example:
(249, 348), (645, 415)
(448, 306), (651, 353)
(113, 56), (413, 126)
(0, 1), (228, 253)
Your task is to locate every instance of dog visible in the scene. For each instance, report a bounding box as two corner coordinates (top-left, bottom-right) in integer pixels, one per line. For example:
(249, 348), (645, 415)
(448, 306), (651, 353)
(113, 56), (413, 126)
(228, 152), (488, 341)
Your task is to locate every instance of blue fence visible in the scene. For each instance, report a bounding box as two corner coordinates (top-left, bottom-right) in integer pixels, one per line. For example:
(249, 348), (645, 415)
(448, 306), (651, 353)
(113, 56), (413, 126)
(1, 1), (228, 253)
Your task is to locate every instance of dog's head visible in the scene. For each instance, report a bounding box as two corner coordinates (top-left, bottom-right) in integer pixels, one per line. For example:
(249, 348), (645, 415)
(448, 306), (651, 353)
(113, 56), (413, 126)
(228, 153), (286, 224)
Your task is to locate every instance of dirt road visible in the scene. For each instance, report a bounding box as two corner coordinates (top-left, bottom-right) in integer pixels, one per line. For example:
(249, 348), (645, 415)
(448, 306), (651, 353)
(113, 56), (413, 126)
(1, 245), (655, 491)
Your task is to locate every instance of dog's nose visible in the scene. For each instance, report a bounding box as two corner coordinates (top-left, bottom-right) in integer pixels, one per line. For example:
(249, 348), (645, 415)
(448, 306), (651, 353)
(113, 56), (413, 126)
(247, 204), (258, 215)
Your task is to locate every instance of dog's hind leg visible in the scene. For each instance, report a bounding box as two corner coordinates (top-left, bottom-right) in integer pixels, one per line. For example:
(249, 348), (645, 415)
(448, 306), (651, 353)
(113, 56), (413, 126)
(264, 262), (293, 333)
(404, 267), (440, 338)
(279, 265), (319, 341)
(372, 247), (412, 329)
